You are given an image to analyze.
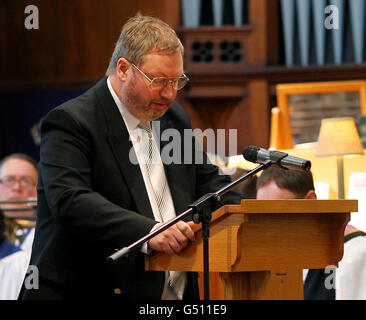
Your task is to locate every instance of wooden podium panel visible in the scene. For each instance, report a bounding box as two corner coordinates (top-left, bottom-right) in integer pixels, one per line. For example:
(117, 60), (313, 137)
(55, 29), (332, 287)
(146, 199), (357, 299)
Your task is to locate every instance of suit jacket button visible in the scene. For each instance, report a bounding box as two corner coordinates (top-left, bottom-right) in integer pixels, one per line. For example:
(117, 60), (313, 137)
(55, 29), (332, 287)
(114, 288), (121, 294)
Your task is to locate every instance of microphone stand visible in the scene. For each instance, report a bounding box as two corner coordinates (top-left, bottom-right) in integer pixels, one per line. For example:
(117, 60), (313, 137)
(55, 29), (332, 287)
(107, 160), (272, 300)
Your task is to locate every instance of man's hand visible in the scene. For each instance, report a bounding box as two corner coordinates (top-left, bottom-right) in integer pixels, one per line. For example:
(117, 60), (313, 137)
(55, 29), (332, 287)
(147, 221), (195, 255)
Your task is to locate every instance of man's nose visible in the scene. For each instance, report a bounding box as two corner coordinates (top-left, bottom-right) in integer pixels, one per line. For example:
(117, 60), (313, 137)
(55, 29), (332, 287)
(11, 180), (22, 191)
(160, 83), (176, 100)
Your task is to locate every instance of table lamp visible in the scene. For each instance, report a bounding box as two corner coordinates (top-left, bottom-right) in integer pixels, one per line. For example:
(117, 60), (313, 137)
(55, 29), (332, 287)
(316, 117), (364, 199)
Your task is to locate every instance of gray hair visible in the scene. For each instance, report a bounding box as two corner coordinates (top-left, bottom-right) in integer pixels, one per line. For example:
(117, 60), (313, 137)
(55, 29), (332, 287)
(106, 13), (184, 75)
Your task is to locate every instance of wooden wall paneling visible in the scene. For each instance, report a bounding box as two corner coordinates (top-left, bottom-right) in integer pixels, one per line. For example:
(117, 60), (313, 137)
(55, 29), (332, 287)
(0, 0), (28, 82)
(179, 24), (255, 153)
(246, 80), (271, 148)
(265, 0), (281, 65)
(182, 26), (253, 76)
(1, 0), (181, 87)
(121, 0), (181, 29)
(247, 0), (280, 66)
(179, 74), (271, 155)
(179, 0), (280, 153)
(178, 94), (250, 157)
(180, 80), (272, 154)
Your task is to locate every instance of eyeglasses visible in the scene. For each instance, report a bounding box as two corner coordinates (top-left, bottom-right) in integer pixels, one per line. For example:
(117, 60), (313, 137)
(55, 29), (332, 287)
(131, 63), (189, 91)
(0, 176), (35, 188)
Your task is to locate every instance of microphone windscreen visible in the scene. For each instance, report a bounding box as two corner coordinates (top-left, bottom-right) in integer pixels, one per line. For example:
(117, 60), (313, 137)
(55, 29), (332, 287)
(243, 146), (260, 163)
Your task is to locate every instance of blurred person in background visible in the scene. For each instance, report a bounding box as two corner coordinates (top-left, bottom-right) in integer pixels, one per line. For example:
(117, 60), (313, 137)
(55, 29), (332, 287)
(256, 166), (366, 300)
(0, 154), (38, 253)
(0, 209), (30, 299)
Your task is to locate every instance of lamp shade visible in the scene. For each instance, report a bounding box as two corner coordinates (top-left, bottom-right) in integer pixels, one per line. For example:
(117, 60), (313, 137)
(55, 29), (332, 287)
(316, 117), (364, 157)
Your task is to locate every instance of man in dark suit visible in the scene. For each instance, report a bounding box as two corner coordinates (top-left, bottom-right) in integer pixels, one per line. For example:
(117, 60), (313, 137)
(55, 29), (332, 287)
(21, 14), (242, 300)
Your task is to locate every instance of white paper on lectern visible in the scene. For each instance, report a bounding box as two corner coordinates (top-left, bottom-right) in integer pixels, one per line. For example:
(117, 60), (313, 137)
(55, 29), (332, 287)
(348, 172), (366, 232)
(314, 181), (330, 200)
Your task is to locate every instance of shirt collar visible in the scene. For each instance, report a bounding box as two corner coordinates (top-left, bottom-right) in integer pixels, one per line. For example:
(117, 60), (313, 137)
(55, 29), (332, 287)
(107, 76), (140, 130)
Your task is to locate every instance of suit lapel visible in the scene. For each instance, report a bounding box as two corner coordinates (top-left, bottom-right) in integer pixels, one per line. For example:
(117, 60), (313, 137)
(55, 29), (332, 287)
(94, 78), (154, 220)
(94, 79), (192, 220)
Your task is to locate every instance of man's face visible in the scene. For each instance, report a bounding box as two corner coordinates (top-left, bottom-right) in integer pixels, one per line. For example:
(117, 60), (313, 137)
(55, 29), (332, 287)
(120, 52), (183, 121)
(256, 180), (298, 200)
(0, 158), (38, 215)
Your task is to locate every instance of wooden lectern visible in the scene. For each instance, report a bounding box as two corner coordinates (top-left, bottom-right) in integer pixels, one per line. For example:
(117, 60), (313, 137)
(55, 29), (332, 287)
(146, 199), (357, 300)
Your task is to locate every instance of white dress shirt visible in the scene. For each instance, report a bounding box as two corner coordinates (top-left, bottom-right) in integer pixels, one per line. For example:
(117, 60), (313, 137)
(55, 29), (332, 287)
(0, 250), (30, 300)
(107, 77), (185, 300)
(336, 234), (366, 300)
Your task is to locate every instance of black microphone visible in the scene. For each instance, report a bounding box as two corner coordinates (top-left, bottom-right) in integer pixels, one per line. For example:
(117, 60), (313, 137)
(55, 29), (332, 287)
(243, 146), (311, 172)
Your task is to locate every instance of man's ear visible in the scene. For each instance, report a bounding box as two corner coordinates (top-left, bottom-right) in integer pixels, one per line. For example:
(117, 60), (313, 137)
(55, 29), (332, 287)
(304, 190), (317, 199)
(116, 58), (130, 82)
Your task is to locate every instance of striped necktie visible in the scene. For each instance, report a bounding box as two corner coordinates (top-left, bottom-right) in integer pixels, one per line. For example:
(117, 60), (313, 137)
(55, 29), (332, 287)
(138, 121), (175, 223)
(138, 121), (186, 299)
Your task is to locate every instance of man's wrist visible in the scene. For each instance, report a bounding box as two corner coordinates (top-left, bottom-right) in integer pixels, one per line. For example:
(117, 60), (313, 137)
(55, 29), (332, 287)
(141, 222), (160, 254)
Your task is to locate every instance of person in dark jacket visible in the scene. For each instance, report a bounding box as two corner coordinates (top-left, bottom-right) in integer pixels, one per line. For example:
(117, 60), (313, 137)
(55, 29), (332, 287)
(21, 13), (241, 300)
